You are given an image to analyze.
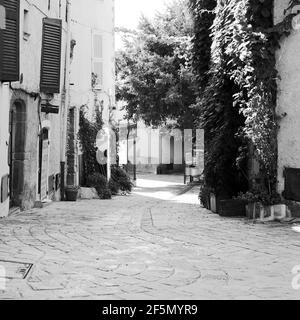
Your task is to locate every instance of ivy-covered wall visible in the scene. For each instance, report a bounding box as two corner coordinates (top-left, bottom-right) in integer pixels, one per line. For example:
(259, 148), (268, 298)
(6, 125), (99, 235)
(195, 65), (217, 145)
(191, 0), (278, 198)
(191, 0), (300, 202)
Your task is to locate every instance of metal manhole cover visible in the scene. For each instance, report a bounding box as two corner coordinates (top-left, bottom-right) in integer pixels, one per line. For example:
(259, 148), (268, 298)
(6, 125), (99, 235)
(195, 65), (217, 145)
(0, 260), (33, 280)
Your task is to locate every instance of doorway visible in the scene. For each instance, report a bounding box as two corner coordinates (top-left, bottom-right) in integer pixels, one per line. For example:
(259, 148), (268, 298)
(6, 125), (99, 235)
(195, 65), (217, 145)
(9, 101), (27, 208)
(38, 128), (50, 201)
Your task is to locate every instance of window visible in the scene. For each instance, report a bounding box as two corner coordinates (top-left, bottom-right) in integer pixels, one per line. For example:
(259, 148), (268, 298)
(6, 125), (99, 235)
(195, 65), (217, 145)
(92, 33), (103, 89)
(0, 0), (20, 82)
(40, 18), (62, 93)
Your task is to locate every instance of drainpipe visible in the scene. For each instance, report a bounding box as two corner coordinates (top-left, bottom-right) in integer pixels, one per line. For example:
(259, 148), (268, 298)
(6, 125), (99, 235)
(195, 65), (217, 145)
(60, 0), (72, 201)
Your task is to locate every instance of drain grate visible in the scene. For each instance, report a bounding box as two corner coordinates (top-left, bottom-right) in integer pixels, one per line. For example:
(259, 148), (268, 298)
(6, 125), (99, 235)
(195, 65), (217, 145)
(0, 260), (33, 280)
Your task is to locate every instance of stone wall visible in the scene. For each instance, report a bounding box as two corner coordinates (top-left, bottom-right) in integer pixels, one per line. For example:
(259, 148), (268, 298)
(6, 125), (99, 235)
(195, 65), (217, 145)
(3, 0), (67, 212)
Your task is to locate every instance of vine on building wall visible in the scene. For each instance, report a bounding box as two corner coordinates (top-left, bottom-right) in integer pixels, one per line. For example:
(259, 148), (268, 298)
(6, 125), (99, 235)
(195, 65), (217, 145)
(78, 105), (103, 185)
(191, 0), (299, 198)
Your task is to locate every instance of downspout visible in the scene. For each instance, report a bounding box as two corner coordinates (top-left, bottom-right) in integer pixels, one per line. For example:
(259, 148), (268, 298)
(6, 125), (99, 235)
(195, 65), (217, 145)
(60, 0), (72, 200)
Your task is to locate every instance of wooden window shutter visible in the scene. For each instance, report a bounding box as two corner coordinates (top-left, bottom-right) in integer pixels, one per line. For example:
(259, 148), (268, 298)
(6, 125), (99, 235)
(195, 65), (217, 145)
(0, 0), (20, 82)
(40, 18), (62, 93)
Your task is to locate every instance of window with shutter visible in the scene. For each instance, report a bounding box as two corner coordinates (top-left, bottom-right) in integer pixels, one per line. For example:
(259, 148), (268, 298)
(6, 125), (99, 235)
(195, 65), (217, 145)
(40, 18), (62, 93)
(0, 0), (20, 82)
(92, 33), (103, 89)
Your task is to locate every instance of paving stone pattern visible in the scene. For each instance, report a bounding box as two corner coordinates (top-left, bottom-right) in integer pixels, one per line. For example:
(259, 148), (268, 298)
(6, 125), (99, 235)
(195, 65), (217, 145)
(0, 175), (300, 300)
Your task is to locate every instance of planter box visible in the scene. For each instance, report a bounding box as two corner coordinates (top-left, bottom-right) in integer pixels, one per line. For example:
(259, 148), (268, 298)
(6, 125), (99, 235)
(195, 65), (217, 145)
(246, 203), (267, 220)
(219, 200), (247, 217)
(246, 203), (289, 221)
(65, 188), (79, 202)
(209, 193), (232, 214)
(272, 204), (290, 220)
(287, 202), (300, 218)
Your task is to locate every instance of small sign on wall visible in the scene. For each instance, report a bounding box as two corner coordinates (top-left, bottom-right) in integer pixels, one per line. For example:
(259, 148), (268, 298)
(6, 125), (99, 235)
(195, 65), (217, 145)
(0, 5), (6, 30)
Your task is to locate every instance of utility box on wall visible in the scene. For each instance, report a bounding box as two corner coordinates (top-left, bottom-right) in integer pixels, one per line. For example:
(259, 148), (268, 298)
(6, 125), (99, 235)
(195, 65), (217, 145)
(284, 168), (300, 201)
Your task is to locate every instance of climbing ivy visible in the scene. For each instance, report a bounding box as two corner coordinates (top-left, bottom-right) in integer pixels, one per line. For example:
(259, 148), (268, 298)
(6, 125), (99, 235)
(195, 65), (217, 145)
(190, 0), (299, 197)
(78, 105), (103, 186)
(190, 0), (216, 91)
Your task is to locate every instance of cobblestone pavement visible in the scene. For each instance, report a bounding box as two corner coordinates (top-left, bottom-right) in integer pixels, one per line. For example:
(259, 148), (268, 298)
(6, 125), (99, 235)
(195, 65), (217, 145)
(0, 174), (300, 300)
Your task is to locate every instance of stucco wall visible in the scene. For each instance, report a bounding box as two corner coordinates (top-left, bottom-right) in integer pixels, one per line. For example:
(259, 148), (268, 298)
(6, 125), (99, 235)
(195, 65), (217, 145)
(69, 0), (115, 181)
(0, 84), (10, 217)
(70, 0), (115, 115)
(6, 0), (67, 210)
(275, 0), (300, 194)
(1, 0), (115, 213)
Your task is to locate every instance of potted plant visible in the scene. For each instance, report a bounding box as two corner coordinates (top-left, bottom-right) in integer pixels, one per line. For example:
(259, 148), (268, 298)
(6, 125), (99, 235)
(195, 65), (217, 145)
(65, 185), (79, 202)
(86, 173), (112, 200)
(236, 191), (261, 219)
(236, 188), (285, 221)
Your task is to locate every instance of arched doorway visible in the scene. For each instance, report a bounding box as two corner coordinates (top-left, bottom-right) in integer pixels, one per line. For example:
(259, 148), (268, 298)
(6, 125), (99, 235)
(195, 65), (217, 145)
(9, 100), (27, 208)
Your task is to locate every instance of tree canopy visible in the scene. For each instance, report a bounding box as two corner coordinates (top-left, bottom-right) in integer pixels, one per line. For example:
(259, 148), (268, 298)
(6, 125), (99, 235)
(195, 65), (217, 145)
(116, 0), (198, 129)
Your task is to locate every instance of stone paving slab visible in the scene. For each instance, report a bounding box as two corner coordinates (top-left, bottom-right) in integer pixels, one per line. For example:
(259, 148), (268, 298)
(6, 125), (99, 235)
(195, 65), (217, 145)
(0, 174), (300, 299)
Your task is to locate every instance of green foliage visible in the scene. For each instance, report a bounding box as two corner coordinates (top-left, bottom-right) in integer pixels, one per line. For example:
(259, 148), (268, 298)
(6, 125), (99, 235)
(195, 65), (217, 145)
(86, 173), (112, 200)
(190, 0), (298, 198)
(108, 179), (120, 195)
(236, 188), (282, 206)
(86, 168), (133, 199)
(86, 173), (108, 190)
(78, 105), (103, 185)
(189, 0), (216, 91)
(116, 0), (198, 128)
(100, 188), (112, 200)
(192, 0), (248, 197)
(111, 167), (134, 193)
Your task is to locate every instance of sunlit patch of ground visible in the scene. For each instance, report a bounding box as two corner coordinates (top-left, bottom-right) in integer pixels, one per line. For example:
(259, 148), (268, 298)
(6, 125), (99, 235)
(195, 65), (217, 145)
(133, 174), (199, 204)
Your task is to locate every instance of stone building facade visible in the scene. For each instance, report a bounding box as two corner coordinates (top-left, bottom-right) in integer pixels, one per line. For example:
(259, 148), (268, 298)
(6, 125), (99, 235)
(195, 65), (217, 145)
(0, 0), (115, 217)
(0, 0), (68, 217)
